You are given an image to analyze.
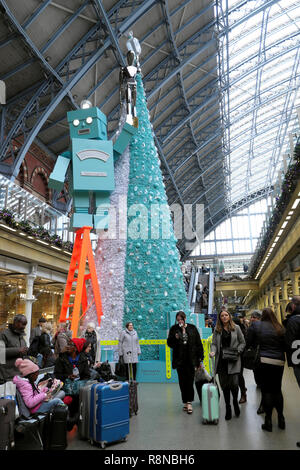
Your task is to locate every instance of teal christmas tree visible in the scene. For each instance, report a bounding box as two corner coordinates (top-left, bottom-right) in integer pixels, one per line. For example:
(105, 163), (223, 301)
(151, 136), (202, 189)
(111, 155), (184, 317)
(123, 74), (190, 359)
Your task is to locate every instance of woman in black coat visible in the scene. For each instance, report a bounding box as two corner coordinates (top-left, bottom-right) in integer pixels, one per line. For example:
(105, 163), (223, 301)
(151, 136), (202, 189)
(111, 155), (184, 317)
(167, 311), (204, 415)
(246, 307), (286, 432)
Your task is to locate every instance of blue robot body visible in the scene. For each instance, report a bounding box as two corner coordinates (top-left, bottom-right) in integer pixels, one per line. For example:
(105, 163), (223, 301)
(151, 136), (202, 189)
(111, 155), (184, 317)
(72, 138), (114, 192)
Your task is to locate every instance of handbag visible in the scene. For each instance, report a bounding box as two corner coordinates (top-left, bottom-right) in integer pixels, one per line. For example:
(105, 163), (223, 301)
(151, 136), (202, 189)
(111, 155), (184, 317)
(194, 363), (212, 383)
(243, 345), (260, 370)
(222, 347), (239, 362)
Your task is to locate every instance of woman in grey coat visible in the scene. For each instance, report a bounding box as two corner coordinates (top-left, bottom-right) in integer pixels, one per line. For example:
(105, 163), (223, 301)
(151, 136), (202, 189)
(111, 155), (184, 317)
(118, 322), (141, 380)
(209, 310), (246, 420)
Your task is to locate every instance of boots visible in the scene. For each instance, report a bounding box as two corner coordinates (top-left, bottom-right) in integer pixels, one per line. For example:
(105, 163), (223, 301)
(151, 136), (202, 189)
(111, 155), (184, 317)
(278, 414), (285, 430)
(262, 416), (272, 432)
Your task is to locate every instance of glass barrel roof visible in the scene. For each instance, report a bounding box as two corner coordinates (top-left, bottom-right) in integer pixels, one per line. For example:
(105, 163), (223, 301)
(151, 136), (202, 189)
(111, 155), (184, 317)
(217, 0), (300, 206)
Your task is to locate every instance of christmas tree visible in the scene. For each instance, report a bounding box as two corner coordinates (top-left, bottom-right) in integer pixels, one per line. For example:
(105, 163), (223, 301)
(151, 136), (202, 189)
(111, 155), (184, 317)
(122, 74), (190, 359)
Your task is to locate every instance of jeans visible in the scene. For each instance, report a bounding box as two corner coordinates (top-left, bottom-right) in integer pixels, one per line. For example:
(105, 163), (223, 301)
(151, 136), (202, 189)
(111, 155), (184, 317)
(37, 398), (64, 413)
(36, 354), (43, 368)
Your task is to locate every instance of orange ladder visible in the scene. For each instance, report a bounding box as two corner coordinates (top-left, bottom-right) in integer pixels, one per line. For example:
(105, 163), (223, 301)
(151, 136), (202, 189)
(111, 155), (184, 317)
(59, 226), (103, 337)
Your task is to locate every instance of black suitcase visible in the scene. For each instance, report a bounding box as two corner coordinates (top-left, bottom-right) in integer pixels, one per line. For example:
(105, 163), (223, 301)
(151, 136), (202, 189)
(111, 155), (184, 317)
(42, 403), (68, 450)
(128, 364), (138, 417)
(0, 399), (16, 450)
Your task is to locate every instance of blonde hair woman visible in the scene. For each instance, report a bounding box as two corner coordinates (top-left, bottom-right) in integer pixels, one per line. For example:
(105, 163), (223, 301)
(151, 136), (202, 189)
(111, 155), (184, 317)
(209, 310), (245, 420)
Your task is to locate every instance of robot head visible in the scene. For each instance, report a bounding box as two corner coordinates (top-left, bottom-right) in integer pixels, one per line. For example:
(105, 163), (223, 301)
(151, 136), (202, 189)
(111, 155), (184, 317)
(67, 101), (108, 140)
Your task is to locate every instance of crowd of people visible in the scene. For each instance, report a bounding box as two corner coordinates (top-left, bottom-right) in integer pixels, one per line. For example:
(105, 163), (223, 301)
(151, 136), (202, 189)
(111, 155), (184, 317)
(166, 297), (300, 448)
(0, 315), (142, 431)
(0, 298), (299, 447)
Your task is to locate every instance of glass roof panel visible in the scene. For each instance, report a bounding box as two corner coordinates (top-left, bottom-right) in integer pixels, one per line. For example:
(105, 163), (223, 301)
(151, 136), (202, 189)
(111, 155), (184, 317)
(217, 0), (300, 205)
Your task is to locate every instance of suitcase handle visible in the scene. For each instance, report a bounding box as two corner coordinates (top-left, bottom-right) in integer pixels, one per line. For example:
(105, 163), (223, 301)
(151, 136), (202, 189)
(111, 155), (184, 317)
(108, 383), (123, 391)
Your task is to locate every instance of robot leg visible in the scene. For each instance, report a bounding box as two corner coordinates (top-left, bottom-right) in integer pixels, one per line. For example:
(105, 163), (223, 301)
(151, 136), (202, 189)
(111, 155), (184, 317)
(71, 191), (93, 230)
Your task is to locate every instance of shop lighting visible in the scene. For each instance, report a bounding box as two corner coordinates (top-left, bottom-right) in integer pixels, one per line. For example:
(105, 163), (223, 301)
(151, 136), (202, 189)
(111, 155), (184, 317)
(292, 199), (300, 210)
(0, 224), (16, 231)
(36, 240), (49, 246)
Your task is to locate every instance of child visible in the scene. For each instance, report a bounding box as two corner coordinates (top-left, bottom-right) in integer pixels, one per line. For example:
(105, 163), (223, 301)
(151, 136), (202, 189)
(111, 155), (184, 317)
(13, 358), (64, 414)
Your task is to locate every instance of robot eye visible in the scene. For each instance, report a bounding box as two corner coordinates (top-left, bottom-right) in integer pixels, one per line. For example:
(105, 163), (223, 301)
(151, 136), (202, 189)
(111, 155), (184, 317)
(86, 117), (93, 124)
(73, 119), (80, 127)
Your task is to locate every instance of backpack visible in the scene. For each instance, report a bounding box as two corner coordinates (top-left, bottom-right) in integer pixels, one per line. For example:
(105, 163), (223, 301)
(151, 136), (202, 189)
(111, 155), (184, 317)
(28, 336), (41, 357)
(95, 361), (115, 382)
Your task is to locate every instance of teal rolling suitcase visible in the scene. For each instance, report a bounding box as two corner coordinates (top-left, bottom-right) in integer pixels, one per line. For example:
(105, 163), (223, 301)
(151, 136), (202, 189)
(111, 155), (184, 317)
(202, 359), (219, 425)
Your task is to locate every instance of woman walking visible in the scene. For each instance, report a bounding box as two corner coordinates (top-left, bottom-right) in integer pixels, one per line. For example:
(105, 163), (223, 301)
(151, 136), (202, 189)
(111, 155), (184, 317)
(167, 311), (204, 415)
(209, 309), (245, 420)
(246, 307), (286, 432)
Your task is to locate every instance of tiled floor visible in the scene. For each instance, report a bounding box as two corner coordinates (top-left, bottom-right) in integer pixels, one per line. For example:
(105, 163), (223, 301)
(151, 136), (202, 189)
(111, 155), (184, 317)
(67, 366), (300, 450)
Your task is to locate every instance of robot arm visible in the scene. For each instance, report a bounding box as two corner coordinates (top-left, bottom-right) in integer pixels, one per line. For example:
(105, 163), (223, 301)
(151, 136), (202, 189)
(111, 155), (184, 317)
(49, 151), (71, 191)
(113, 122), (137, 162)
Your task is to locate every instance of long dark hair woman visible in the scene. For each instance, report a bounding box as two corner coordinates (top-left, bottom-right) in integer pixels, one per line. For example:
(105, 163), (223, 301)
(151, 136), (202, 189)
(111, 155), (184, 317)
(167, 311), (204, 415)
(209, 309), (246, 420)
(246, 307), (286, 432)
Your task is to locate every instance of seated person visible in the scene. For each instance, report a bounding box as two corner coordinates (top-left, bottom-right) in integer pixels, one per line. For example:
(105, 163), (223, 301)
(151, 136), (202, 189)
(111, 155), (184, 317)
(54, 338), (90, 395)
(40, 346), (56, 369)
(13, 358), (65, 414)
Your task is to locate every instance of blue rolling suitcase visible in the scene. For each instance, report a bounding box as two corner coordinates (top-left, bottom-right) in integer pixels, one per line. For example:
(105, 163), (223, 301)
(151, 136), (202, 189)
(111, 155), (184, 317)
(89, 381), (129, 449)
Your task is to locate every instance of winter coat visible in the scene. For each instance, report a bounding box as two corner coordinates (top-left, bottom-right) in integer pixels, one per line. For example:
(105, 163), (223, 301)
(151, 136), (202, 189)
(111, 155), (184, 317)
(118, 329), (141, 364)
(0, 325), (27, 381)
(30, 325), (42, 344)
(54, 352), (91, 382)
(84, 330), (98, 364)
(39, 332), (52, 352)
(53, 331), (71, 356)
(246, 321), (286, 362)
(167, 323), (204, 369)
(13, 375), (47, 414)
(283, 312), (300, 367)
(211, 325), (245, 375)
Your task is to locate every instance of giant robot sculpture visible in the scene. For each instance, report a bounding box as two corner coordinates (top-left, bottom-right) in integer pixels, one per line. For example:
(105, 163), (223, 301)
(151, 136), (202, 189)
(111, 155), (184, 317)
(49, 100), (137, 230)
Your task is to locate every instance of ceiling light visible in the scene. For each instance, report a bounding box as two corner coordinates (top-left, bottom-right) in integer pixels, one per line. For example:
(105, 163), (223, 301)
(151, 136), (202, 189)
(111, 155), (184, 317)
(277, 229), (283, 236)
(288, 211), (294, 215)
(292, 199), (300, 209)
(281, 221), (288, 229)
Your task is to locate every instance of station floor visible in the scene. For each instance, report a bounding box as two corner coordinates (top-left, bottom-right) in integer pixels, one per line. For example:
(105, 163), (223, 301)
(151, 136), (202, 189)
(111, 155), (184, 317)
(67, 367), (300, 451)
